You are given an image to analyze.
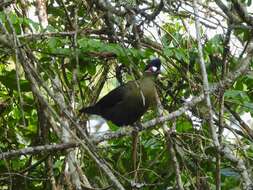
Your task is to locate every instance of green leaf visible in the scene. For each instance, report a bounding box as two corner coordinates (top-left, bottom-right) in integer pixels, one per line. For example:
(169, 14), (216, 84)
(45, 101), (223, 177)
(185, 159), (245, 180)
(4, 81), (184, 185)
(247, 0), (252, 6)
(176, 120), (193, 132)
(0, 70), (31, 92)
(243, 102), (253, 112)
(107, 121), (120, 131)
(86, 63), (96, 75)
(27, 19), (41, 31)
(9, 13), (19, 24)
(234, 27), (251, 41)
(224, 90), (249, 101)
(48, 38), (60, 50)
(221, 168), (240, 177)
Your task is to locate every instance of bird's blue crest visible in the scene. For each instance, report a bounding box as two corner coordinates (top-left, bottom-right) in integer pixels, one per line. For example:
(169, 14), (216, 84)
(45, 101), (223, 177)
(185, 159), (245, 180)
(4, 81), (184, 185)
(145, 58), (161, 72)
(150, 58), (161, 68)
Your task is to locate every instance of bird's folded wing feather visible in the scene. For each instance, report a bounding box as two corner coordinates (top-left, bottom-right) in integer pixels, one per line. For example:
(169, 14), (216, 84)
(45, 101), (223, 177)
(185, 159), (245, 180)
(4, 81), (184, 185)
(95, 83), (128, 109)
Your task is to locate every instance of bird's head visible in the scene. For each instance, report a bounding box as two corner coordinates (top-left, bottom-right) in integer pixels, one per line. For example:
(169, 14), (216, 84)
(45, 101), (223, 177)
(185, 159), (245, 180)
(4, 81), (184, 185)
(144, 58), (161, 75)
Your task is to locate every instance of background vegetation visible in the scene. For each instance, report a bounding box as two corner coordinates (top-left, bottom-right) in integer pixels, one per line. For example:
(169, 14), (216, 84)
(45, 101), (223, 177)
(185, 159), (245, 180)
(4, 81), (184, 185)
(0, 0), (253, 189)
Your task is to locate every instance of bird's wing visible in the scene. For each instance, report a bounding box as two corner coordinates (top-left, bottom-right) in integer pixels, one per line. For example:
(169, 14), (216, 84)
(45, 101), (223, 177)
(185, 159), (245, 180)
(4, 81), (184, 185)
(95, 83), (129, 109)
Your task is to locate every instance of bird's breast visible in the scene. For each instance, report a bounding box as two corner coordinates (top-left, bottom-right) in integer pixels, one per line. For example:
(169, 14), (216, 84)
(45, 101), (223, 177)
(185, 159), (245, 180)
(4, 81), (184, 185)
(127, 77), (157, 108)
(141, 78), (157, 106)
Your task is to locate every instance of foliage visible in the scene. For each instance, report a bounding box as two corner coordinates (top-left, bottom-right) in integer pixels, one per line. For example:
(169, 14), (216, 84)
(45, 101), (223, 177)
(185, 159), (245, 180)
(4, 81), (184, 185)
(0, 0), (253, 189)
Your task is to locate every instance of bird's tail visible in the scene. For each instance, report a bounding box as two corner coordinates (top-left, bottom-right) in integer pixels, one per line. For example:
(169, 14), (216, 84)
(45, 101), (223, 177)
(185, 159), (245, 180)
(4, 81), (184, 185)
(79, 106), (99, 114)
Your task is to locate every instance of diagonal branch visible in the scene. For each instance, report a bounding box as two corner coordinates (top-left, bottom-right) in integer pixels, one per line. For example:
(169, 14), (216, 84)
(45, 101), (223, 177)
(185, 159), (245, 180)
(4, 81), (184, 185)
(193, 0), (219, 147)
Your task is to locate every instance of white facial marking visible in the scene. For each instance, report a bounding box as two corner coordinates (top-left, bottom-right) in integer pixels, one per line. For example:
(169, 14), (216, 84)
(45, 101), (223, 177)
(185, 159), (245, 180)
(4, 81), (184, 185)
(151, 66), (158, 72)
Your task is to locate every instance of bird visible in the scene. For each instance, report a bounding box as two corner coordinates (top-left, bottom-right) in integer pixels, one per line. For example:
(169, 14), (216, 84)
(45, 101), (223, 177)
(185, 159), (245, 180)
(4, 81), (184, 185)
(80, 58), (161, 126)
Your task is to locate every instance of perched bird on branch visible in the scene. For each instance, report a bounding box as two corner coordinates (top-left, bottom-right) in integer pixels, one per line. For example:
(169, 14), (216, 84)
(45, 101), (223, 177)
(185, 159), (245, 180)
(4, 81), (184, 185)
(80, 58), (161, 126)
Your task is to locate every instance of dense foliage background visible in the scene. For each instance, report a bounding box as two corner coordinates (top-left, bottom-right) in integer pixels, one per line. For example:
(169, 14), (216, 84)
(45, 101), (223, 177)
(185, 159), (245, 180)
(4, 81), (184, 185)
(0, 0), (253, 189)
